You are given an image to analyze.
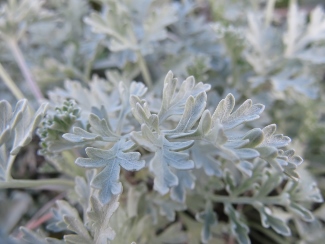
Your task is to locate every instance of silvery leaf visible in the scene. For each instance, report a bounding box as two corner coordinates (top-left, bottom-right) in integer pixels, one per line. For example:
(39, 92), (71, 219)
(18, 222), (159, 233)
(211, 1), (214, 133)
(76, 139), (145, 204)
(131, 124), (194, 195)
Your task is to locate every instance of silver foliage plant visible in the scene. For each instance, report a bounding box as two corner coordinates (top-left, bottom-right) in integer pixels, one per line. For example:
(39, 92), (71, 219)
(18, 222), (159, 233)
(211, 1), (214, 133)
(0, 0), (324, 244)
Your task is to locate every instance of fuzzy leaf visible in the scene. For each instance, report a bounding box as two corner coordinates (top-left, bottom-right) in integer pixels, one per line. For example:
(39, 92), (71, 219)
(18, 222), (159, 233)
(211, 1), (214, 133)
(20, 227), (48, 244)
(0, 100), (47, 181)
(11, 103), (48, 155)
(87, 195), (119, 244)
(76, 139), (145, 204)
(88, 113), (117, 141)
(62, 113), (118, 143)
(74, 172), (93, 214)
(158, 71), (210, 122)
(191, 142), (223, 177)
(48, 200), (91, 243)
(212, 94), (264, 130)
(154, 198), (186, 221)
(130, 96), (159, 131)
(0, 101), (12, 146)
(196, 202), (217, 243)
(170, 170), (195, 203)
(131, 124), (194, 195)
(288, 202), (314, 222)
(63, 127), (102, 143)
(168, 92), (207, 133)
(254, 203), (291, 236)
(225, 204), (250, 244)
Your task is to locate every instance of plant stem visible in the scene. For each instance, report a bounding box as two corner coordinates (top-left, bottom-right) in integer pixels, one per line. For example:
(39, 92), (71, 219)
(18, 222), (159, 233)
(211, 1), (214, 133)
(0, 178), (75, 190)
(5, 154), (16, 181)
(0, 62), (25, 100)
(128, 28), (153, 88)
(209, 194), (286, 205)
(7, 38), (44, 102)
(265, 0), (276, 26)
(136, 50), (152, 88)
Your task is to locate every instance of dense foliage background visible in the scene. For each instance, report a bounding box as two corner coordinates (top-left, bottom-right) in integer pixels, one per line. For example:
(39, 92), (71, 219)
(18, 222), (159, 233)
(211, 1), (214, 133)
(0, 0), (325, 243)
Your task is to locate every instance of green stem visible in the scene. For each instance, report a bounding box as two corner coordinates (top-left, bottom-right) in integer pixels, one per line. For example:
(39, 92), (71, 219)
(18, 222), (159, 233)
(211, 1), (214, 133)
(0, 179), (75, 190)
(7, 38), (44, 102)
(0, 62), (25, 101)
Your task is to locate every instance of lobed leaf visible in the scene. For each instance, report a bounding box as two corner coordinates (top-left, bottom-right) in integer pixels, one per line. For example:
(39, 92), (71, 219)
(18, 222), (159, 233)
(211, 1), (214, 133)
(254, 203), (291, 236)
(212, 94), (264, 130)
(196, 202), (217, 243)
(170, 170), (195, 203)
(158, 71), (210, 122)
(11, 103), (48, 155)
(76, 139), (145, 204)
(225, 204), (250, 244)
(131, 124), (194, 195)
(87, 195), (119, 244)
